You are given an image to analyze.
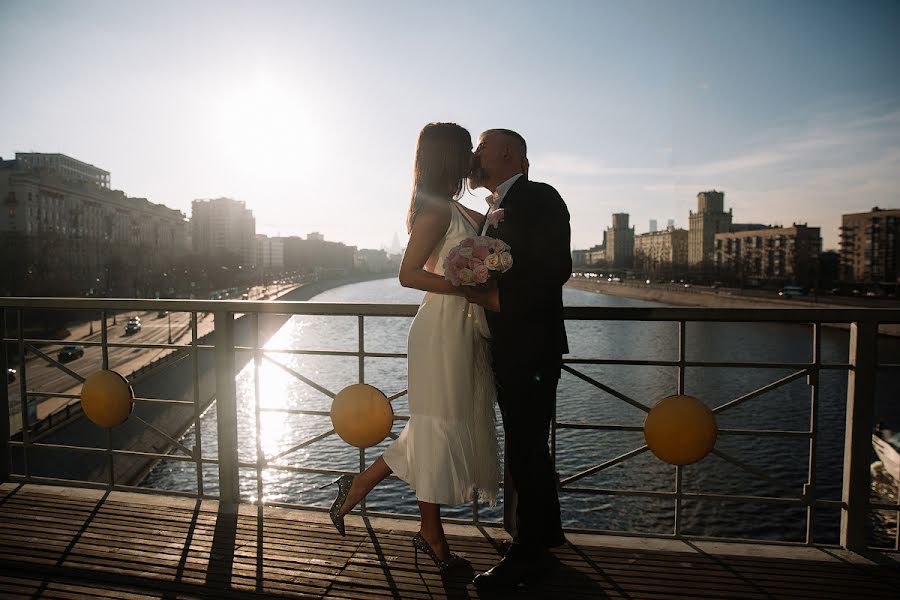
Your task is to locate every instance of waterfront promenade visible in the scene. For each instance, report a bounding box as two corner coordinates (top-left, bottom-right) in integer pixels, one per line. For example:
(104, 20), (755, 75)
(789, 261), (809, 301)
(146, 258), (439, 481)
(2, 483), (898, 599)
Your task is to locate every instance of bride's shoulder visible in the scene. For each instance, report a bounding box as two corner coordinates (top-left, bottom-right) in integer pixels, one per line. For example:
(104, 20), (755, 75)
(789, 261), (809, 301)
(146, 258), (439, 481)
(411, 198), (451, 234)
(416, 196), (452, 220)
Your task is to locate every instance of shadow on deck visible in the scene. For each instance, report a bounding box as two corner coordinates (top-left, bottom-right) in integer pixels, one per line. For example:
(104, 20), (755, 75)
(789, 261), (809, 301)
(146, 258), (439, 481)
(1, 483), (898, 599)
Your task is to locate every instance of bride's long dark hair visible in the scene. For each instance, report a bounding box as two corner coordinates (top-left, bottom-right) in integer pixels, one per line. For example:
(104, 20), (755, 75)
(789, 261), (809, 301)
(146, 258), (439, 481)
(406, 122), (472, 234)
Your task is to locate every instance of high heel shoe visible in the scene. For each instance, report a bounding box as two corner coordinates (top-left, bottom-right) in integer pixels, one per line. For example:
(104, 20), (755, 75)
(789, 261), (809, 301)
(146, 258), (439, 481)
(321, 474), (354, 536)
(412, 532), (469, 573)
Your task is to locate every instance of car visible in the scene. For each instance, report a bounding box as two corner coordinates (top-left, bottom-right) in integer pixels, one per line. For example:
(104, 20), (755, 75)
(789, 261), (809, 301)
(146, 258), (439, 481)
(125, 321), (142, 335)
(241, 293), (249, 300)
(6, 368), (15, 384)
(128, 316), (141, 323)
(58, 345), (85, 362)
(778, 286), (805, 298)
(157, 310), (168, 318)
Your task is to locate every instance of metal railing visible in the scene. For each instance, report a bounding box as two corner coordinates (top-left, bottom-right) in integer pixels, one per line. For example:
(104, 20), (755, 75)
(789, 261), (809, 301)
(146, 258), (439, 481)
(2, 297), (899, 553)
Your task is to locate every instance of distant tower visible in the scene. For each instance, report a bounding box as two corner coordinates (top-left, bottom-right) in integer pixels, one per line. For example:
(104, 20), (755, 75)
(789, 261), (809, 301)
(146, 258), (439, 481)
(649, 219), (658, 233)
(606, 213), (635, 268)
(688, 191), (732, 266)
(667, 218), (675, 228)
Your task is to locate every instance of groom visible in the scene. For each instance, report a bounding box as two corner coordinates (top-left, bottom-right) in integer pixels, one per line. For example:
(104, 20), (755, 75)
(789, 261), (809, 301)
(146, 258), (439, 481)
(465, 129), (571, 589)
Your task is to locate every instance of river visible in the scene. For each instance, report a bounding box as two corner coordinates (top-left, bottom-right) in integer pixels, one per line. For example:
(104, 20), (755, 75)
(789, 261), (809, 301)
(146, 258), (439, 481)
(142, 277), (900, 546)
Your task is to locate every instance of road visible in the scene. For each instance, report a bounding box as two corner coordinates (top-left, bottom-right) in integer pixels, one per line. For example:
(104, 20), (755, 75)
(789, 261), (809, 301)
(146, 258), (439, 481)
(5, 283), (295, 433)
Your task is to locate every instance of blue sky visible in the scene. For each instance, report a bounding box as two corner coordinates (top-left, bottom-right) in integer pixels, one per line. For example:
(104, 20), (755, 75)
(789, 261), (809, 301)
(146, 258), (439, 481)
(1, 0), (898, 250)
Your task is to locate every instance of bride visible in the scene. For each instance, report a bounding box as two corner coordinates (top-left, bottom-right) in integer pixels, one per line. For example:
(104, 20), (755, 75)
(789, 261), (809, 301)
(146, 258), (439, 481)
(324, 122), (499, 571)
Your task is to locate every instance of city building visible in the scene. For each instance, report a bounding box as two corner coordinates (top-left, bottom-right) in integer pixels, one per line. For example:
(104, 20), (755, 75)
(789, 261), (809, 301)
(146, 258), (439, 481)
(839, 207), (900, 283)
(255, 234), (284, 270)
(355, 248), (392, 273)
(0, 153), (186, 295)
(649, 219), (658, 233)
(689, 191), (733, 266)
(634, 227), (688, 272)
(606, 213), (634, 268)
(281, 233), (356, 273)
(190, 197), (256, 267)
(572, 243), (607, 268)
(714, 224), (822, 285)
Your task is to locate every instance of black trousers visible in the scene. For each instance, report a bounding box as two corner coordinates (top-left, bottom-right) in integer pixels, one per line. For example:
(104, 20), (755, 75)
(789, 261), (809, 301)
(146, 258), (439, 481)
(495, 362), (564, 559)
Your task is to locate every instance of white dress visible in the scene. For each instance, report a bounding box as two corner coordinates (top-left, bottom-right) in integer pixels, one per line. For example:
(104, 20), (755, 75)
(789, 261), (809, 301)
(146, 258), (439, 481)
(382, 203), (500, 505)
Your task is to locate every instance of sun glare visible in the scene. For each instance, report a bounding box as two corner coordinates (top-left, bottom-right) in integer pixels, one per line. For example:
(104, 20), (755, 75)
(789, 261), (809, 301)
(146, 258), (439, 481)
(216, 78), (315, 177)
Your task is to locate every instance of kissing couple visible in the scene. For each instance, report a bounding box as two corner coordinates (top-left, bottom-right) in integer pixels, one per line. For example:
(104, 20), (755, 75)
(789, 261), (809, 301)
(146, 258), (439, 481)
(324, 123), (572, 590)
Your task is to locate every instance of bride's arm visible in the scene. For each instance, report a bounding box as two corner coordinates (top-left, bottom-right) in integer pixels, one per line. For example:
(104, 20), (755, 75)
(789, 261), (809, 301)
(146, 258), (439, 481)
(399, 204), (461, 295)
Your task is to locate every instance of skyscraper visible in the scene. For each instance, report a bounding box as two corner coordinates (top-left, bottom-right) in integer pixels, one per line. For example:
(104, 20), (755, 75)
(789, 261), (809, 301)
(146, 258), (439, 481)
(689, 191), (732, 266)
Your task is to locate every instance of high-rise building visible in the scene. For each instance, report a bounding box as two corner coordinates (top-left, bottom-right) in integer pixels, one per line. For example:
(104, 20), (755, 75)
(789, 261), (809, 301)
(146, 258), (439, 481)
(191, 197), (256, 267)
(255, 234), (284, 270)
(667, 218), (675, 228)
(0, 153), (186, 295)
(689, 191), (732, 266)
(714, 224), (821, 284)
(839, 207), (900, 283)
(606, 213), (634, 268)
(634, 227), (688, 271)
(649, 219), (658, 233)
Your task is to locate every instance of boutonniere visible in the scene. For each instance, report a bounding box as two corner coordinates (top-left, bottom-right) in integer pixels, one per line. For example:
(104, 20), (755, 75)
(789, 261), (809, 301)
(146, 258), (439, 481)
(486, 207), (506, 229)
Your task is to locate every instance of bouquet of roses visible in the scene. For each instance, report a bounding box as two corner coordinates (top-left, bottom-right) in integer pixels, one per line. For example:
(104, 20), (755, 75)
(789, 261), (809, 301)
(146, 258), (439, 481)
(443, 235), (513, 286)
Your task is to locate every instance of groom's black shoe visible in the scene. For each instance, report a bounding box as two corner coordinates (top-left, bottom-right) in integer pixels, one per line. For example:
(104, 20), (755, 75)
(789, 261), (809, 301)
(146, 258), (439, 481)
(473, 555), (533, 590)
(474, 550), (561, 591)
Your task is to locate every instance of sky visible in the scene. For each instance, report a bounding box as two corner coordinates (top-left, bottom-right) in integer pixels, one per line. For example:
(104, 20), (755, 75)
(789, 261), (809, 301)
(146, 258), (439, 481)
(1, 0), (898, 251)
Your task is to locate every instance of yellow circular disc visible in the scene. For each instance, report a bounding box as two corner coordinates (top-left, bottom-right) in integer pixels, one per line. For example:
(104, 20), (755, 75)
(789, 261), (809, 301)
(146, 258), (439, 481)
(643, 394), (717, 465)
(331, 384), (393, 448)
(80, 370), (134, 428)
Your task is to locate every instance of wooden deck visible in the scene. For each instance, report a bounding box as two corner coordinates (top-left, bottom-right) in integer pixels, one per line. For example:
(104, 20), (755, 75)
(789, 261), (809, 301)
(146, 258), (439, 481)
(1, 484), (898, 599)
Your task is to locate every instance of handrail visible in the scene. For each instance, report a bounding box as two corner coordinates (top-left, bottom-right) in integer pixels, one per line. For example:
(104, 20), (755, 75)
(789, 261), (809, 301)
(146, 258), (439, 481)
(2, 297), (898, 553)
(1, 297), (899, 323)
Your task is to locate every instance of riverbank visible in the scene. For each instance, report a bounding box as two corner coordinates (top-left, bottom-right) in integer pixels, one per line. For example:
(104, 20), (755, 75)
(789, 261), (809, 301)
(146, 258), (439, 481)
(566, 278), (900, 336)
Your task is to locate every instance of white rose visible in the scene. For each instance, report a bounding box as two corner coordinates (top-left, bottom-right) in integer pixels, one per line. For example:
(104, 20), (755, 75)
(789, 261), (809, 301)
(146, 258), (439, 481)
(484, 252), (501, 270)
(499, 251), (513, 271)
(458, 268), (476, 285)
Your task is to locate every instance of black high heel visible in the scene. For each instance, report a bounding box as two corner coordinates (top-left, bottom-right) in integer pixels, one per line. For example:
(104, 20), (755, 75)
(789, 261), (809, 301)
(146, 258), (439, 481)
(412, 532), (468, 573)
(321, 474), (354, 536)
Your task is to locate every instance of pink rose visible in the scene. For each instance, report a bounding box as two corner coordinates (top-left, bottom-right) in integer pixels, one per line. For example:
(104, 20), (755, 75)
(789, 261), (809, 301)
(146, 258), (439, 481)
(458, 268), (475, 285)
(473, 245), (490, 260)
(473, 263), (489, 283)
(451, 255), (468, 271)
(458, 246), (473, 258)
(483, 252), (501, 270)
(460, 238), (475, 249)
(474, 236), (492, 247)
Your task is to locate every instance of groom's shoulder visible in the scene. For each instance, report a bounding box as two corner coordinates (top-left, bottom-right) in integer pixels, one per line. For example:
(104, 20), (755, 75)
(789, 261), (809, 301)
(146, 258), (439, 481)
(521, 178), (563, 201)
(521, 179), (568, 213)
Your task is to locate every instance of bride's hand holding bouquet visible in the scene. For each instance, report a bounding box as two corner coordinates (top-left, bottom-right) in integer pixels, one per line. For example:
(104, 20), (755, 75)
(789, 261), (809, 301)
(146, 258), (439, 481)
(443, 235), (512, 312)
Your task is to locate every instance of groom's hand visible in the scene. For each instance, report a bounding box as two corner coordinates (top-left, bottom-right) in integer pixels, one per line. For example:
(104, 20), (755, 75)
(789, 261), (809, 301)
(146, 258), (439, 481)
(464, 284), (501, 313)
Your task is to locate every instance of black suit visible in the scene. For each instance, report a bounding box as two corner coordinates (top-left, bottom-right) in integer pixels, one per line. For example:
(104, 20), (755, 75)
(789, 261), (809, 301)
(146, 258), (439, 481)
(483, 175), (571, 557)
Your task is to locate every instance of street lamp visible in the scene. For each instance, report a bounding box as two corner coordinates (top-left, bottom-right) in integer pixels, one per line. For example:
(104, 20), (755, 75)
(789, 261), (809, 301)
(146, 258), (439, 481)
(167, 310), (172, 344)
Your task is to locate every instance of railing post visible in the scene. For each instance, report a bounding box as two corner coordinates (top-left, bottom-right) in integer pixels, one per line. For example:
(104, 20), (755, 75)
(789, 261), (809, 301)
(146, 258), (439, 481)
(0, 309), (9, 482)
(841, 319), (877, 551)
(214, 311), (240, 505)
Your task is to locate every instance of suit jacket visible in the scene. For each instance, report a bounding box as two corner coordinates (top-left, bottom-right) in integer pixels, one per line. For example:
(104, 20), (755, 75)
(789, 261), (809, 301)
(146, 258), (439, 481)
(483, 176), (571, 372)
